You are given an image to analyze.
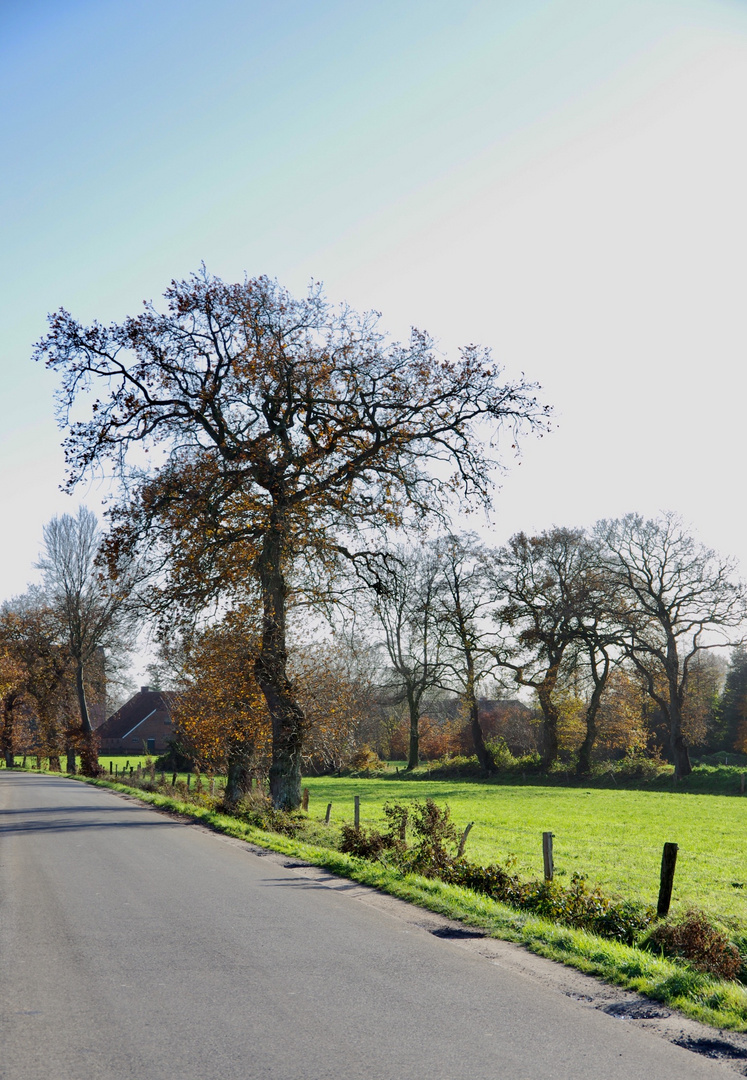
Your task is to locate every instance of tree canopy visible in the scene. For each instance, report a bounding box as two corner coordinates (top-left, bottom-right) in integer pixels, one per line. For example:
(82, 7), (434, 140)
(36, 269), (549, 806)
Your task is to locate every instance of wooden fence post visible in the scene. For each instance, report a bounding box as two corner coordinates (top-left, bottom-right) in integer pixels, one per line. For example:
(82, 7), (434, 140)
(302, 787), (309, 812)
(354, 795), (360, 830)
(325, 802), (332, 825)
(658, 842), (678, 917)
(171, 771), (177, 787)
(542, 832), (554, 882)
(458, 822), (474, 858)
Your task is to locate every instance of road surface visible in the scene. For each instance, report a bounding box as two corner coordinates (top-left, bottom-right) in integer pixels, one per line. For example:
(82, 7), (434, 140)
(0, 772), (741, 1079)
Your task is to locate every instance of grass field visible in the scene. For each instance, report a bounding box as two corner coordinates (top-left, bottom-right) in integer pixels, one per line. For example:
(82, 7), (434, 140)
(301, 774), (747, 928)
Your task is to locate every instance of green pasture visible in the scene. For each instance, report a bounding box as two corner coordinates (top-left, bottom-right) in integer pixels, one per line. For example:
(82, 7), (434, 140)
(301, 775), (747, 926)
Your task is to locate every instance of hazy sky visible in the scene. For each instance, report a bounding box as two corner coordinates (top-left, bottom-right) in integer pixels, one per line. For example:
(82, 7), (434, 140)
(3, 0), (747, 640)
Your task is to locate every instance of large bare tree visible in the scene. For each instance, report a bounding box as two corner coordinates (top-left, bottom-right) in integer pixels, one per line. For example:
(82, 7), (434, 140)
(598, 513), (746, 779)
(36, 269), (548, 807)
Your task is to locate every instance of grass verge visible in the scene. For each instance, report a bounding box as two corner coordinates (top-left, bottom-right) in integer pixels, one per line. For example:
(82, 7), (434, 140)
(76, 774), (747, 1032)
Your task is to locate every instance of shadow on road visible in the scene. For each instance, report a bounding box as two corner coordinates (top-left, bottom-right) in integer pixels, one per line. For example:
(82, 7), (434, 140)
(1, 812), (182, 838)
(0, 814), (182, 835)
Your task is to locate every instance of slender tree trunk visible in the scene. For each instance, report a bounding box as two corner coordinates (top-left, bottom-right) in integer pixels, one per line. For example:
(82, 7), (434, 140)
(255, 522), (304, 810)
(406, 687), (420, 771)
(576, 656), (609, 777)
(466, 683), (496, 775)
(453, 603), (495, 775)
(66, 742), (77, 774)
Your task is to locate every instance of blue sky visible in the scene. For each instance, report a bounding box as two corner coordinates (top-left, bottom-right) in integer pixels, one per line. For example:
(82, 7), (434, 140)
(3, 0), (747, 648)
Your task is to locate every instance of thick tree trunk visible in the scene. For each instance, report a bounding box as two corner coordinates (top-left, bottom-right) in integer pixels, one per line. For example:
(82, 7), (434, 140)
(75, 662), (101, 777)
(224, 744), (253, 809)
(66, 743), (77, 774)
(4, 751), (13, 768)
(537, 685), (559, 770)
(667, 655), (692, 780)
(255, 522), (304, 810)
(48, 755), (62, 772)
(669, 700), (692, 779)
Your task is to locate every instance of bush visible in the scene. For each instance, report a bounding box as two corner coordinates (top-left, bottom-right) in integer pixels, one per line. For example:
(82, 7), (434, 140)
(446, 863), (654, 944)
(340, 824), (392, 858)
(422, 755), (484, 779)
(644, 911), (743, 981)
(485, 739), (541, 773)
(349, 746), (385, 773)
(231, 790), (304, 836)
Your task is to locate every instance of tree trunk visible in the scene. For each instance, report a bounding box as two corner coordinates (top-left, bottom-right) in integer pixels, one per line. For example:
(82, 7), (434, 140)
(667, 656), (692, 780)
(48, 754), (61, 772)
(66, 742), (77, 774)
(75, 663), (101, 777)
(537, 685), (559, 770)
(2, 693), (15, 768)
(467, 686), (496, 775)
(223, 744), (253, 809)
(406, 688), (419, 770)
(255, 522), (304, 810)
(576, 715), (597, 777)
(669, 700), (693, 779)
(576, 658), (608, 777)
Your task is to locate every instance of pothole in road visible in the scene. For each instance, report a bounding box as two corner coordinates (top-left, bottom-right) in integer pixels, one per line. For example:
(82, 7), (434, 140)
(672, 1037), (747, 1063)
(602, 1000), (671, 1020)
(431, 926), (485, 940)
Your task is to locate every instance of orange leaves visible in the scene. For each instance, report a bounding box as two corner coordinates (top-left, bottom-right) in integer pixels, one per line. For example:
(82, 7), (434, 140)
(172, 610), (270, 773)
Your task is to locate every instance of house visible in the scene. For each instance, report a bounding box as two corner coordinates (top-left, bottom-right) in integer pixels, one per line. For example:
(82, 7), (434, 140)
(96, 686), (175, 754)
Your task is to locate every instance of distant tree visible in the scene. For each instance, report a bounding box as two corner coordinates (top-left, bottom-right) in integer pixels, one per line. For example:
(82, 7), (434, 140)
(34, 269), (549, 806)
(37, 507), (136, 776)
(369, 544), (445, 770)
(716, 646), (747, 753)
(294, 635), (377, 774)
(433, 534), (498, 774)
(681, 650), (726, 750)
(490, 527), (608, 770)
(599, 513), (746, 779)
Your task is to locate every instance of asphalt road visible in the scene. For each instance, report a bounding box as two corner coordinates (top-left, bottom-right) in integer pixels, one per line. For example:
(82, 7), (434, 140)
(0, 772), (736, 1080)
